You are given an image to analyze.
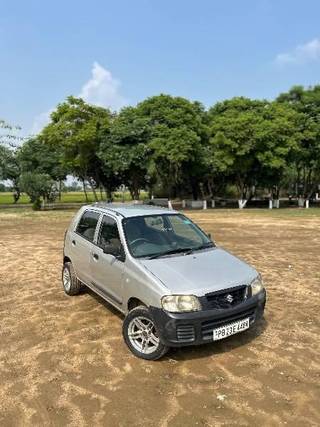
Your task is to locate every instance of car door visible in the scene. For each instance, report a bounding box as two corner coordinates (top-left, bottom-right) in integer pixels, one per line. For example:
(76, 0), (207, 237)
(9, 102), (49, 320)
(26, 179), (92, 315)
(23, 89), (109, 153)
(90, 214), (125, 306)
(70, 209), (100, 285)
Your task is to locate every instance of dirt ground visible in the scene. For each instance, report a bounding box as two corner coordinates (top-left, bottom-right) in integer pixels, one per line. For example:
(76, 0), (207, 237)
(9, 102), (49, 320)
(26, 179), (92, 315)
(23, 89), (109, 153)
(0, 208), (319, 427)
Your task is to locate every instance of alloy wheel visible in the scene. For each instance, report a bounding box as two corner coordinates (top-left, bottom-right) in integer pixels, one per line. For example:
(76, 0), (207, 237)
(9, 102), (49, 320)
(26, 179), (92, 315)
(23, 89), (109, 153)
(127, 316), (160, 354)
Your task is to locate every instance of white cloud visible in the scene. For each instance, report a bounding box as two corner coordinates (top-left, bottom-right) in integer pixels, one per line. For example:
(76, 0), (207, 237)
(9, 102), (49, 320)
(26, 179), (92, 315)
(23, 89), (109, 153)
(30, 109), (52, 135)
(275, 38), (320, 66)
(79, 62), (127, 110)
(30, 62), (127, 135)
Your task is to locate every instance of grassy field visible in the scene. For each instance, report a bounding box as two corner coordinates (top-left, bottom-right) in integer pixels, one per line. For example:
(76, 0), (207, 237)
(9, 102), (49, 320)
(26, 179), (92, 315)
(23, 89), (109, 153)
(0, 191), (148, 205)
(0, 208), (319, 426)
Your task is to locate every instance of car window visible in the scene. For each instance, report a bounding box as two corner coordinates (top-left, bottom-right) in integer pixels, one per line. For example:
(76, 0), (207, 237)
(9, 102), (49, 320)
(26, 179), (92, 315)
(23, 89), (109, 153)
(123, 214), (212, 258)
(76, 210), (100, 242)
(168, 215), (203, 245)
(98, 215), (121, 250)
(144, 215), (166, 231)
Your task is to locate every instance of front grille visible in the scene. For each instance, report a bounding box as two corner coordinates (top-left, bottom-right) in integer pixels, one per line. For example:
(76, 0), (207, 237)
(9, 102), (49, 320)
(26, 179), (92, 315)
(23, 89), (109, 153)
(201, 308), (255, 340)
(204, 285), (248, 310)
(176, 325), (195, 342)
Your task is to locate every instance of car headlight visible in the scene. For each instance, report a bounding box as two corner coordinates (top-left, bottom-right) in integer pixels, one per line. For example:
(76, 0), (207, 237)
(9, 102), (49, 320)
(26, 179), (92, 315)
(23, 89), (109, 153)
(250, 275), (264, 296)
(161, 295), (201, 313)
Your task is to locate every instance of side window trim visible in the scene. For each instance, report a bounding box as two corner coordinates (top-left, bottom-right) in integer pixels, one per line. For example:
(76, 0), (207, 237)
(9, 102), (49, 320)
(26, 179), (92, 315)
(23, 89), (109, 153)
(93, 212), (103, 245)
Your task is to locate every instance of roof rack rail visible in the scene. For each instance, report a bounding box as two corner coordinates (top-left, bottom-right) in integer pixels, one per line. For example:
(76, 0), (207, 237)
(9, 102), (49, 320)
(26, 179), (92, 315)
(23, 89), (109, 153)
(91, 202), (125, 217)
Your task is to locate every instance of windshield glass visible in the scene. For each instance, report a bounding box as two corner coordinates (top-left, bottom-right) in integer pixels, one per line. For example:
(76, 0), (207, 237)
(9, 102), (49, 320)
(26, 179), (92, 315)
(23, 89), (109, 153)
(122, 214), (214, 259)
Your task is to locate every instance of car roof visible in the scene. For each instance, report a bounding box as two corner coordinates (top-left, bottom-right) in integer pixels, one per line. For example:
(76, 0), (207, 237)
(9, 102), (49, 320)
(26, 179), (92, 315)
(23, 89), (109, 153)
(85, 202), (178, 218)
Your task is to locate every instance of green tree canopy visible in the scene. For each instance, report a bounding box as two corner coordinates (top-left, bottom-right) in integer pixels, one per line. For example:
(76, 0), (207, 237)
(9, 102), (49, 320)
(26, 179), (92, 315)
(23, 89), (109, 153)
(98, 106), (150, 200)
(19, 171), (57, 209)
(208, 97), (267, 201)
(41, 96), (114, 200)
(137, 94), (208, 198)
(207, 97), (301, 201)
(18, 136), (67, 182)
(277, 85), (320, 197)
(2, 85), (320, 206)
(0, 145), (21, 202)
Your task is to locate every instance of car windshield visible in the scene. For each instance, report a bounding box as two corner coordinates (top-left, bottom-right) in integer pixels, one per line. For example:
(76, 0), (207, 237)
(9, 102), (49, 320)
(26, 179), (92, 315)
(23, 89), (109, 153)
(122, 214), (214, 259)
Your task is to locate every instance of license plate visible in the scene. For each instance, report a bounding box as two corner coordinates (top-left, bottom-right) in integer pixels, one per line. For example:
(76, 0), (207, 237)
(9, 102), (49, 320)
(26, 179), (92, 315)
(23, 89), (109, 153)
(213, 317), (250, 341)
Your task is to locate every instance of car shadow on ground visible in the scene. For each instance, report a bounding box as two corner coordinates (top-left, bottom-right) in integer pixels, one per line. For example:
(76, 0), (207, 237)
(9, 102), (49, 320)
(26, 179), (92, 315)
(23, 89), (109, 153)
(166, 317), (268, 362)
(85, 288), (124, 321)
(84, 287), (268, 362)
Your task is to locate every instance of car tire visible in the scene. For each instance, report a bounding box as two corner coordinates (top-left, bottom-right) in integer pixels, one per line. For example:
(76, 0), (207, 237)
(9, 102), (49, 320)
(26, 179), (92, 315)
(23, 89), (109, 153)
(62, 262), (82, 296)
(123, 306), (169, 360)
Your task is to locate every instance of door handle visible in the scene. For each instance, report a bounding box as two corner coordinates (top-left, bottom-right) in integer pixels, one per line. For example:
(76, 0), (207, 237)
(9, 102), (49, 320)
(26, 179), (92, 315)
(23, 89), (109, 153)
(92, 253), (99, 261)
(72, 240), (76, 246)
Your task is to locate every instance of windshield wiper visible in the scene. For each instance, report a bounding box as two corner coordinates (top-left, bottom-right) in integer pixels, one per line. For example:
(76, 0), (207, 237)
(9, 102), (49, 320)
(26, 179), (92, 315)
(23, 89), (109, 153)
(192, 242), (215, 252)
(148, 247), (193, 260)
(147, 242), (214, 260)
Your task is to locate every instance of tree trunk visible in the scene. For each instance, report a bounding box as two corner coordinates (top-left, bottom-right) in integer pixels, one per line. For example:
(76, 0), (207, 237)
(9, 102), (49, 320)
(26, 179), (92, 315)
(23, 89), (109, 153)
(134, 188), (140, 200)
(58, 180), (62, 201)
(105, 187), (112, 202)
(129, 187), (135, 200)
(129, 182), (140, 200)
(131, 175), (140, 200)
(12, 181), (20, 204)
(207, 178), (214, 199)
(236, 176), (248, 209)
(88, 178), (98, 202)
(82, 178), (89, 202)
(238, 199), (248, 209)
(99, 186), (104, 201)
(191, 179), (199, 200)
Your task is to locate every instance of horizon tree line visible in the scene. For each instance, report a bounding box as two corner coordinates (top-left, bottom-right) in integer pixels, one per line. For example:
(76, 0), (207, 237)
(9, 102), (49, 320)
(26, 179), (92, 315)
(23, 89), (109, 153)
(1, 84), (320, 209)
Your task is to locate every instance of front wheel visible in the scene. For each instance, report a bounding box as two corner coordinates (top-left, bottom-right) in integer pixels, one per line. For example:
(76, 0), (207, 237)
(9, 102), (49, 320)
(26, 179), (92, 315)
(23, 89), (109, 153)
(123, 306), (169, 360)
(62, 262), (82, 295)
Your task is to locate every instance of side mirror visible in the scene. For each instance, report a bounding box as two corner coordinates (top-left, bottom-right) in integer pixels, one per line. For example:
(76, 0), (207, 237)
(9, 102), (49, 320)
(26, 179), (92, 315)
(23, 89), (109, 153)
(207, 232), (212, 240)
(103, 243), (125, 261)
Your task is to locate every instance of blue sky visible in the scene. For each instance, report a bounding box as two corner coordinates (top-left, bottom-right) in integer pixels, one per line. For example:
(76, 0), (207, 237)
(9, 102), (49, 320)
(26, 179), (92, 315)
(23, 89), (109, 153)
(1, 0), (320, 136)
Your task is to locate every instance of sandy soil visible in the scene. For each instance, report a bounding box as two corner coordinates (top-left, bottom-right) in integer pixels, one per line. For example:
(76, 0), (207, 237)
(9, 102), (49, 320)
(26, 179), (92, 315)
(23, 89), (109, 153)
(0, 209), (319, 427)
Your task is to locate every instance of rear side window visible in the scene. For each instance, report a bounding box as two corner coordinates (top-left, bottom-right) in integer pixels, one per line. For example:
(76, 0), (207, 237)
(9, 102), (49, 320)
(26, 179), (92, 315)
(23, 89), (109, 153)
(76, 210), (100, 242)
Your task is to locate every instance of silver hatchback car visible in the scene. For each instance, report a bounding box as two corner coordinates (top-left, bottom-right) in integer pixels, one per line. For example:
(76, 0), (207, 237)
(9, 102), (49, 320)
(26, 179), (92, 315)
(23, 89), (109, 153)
(62, 203), (266, 360)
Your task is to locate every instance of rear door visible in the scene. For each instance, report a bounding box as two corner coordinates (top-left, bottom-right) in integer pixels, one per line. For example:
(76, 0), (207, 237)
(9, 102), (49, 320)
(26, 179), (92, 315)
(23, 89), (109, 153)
(70, 209), (100, 285)
(90, 214), (125, 306)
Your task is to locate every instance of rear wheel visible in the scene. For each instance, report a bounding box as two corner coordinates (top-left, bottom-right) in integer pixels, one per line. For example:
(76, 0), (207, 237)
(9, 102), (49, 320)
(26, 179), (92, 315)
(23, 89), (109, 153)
(123, 306), (169, 360)
(62, 262), (82, 295)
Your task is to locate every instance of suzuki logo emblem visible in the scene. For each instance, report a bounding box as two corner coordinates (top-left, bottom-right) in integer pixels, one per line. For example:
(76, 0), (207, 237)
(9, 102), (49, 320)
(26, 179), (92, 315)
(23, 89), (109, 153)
(226, 294), (233, 303)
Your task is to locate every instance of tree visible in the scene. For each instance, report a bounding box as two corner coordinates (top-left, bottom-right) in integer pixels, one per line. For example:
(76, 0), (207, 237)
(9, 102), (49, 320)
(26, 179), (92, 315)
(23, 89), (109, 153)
(19, 172), (58, 210)
(137, 95), (208, 199)
(41, 97), (114, 201)
(17, 136), (68, 200)
(98, 106), (150, 200)
(277, 85), (320, 199)
(0, 119), (22, 148)
(0, 145), (21, 202)
(207, 98), (266, 206)
(207, 97), (301, 207)
(253, 101), (302, 201)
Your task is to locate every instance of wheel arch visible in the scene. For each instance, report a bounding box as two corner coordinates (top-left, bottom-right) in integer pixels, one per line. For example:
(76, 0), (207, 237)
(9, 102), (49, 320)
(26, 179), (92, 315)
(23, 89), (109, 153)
(63, 255), (72, 264)
(127, 297), (147, 312)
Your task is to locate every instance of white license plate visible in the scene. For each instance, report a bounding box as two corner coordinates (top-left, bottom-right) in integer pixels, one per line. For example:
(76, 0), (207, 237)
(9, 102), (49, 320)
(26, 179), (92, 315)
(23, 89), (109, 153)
(213, 317), (250, 341)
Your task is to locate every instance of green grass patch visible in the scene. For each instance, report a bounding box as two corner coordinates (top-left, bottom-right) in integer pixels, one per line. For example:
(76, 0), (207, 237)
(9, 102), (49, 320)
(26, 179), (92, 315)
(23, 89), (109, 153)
(0, 193), (31, 204)
(0, 191), (149, 205)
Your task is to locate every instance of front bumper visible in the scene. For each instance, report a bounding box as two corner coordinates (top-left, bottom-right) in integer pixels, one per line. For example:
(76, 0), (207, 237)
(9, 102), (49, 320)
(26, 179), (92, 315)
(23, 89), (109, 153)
(150, 289), (266, 347)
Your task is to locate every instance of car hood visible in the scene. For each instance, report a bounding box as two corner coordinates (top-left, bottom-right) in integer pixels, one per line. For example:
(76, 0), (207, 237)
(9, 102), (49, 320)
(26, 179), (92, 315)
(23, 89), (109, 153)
(140, 247), (257, 296)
